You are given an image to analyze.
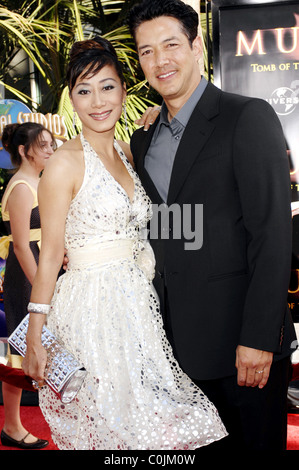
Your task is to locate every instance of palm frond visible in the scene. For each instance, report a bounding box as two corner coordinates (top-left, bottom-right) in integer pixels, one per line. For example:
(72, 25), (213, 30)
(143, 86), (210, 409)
(0, 78), (33, 103)
(0, 0), (160, 141)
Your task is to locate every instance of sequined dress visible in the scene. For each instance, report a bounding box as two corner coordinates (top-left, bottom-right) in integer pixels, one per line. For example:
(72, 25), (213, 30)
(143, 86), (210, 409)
(39, 133), (227, 450)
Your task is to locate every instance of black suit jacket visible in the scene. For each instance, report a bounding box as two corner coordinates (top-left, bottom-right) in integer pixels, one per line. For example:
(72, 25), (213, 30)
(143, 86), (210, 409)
(131, 81), (296, 380)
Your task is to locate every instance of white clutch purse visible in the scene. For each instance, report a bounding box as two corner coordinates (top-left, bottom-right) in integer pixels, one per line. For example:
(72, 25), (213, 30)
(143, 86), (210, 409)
(8, 314), (86, 404)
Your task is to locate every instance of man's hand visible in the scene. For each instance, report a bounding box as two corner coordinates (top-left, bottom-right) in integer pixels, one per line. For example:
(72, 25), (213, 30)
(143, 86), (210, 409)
(235, 345), (273, 389)
(62, 249), (69, 271)
(135, 106), (161, 131)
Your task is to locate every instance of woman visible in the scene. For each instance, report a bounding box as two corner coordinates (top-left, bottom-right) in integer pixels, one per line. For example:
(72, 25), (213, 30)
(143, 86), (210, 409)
(0, 122), (55, 449)
(22, 37), (227, 450)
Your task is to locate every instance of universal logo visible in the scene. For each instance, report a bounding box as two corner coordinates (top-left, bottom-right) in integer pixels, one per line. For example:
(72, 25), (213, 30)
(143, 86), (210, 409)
(266, 80), (299, 116)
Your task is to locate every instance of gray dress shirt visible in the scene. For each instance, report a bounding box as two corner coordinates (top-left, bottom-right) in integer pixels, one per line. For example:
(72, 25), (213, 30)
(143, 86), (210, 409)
(144, 77), (208, 202)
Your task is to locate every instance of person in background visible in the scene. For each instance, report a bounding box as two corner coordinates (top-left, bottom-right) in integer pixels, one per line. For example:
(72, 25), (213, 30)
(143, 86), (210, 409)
(128, 0), (297, 451)
(0, 122), (55, 449)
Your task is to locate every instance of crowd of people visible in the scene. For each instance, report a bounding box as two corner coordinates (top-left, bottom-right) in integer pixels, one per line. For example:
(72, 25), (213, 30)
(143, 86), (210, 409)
(0, 0), (297, 452)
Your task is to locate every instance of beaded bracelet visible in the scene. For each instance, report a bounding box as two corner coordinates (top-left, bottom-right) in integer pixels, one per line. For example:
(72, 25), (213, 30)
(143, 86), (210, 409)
(27, 302), (50, 315)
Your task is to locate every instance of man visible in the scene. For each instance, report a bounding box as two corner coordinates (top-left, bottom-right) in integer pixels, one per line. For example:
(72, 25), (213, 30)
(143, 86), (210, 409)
(128, 0), (297, 451)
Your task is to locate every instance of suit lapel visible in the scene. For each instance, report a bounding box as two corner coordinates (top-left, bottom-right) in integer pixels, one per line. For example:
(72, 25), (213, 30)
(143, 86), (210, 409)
(167, 82), (220, 205)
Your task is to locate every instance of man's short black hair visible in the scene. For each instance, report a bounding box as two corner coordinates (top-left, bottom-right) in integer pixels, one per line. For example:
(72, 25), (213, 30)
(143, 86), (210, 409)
(128, 0), (199, 47)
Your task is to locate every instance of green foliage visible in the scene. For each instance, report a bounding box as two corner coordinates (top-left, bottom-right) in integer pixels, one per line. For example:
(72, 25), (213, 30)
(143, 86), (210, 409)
(0, 0), (158, 142)
(0, 1), (210, 141)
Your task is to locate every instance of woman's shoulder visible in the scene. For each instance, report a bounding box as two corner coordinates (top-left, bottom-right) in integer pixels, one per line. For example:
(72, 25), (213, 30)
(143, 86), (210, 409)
(47, 137), (83, 169)
(2, 174), (36, 202)
(40, 137), (84, 194)
(55, 136), (82, 156)
(1, 175), (37, 215)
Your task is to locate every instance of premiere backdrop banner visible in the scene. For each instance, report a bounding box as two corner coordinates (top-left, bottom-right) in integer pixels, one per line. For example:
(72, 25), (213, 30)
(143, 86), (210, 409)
(210, 0), (299, 321)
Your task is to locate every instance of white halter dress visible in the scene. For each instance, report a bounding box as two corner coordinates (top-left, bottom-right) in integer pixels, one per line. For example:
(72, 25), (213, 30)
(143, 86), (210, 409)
(38, 133), (227, 450)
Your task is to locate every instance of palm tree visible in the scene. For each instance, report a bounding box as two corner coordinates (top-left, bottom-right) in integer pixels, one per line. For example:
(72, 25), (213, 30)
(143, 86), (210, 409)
(0, 0), (157, 142)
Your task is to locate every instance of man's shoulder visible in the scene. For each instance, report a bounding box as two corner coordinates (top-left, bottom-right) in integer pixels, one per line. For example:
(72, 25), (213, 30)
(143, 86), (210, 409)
(210, 82), (270, 111)
(131, 126), (146, 143)
(203, 82), (276, 124)
(130, 125), (154, 157)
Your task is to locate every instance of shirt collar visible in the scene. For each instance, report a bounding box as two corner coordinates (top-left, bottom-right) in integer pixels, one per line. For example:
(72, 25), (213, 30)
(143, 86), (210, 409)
(154, 76), (208, 139)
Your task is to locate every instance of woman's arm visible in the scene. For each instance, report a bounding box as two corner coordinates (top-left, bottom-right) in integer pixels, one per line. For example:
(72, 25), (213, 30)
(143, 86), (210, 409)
(22, 151), (78, 384)
(7, 184), (38, 285)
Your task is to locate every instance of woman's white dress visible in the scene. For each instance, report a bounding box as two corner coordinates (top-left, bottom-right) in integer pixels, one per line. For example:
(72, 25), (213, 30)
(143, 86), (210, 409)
(39, 133), (227, 450)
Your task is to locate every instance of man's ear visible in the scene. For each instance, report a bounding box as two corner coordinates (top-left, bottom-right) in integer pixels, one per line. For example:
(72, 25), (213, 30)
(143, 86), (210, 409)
(192, 35), (203, 62)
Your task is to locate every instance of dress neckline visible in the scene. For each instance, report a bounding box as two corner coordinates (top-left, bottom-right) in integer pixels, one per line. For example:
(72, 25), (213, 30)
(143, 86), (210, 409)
(1, 179), (38, 217)
(80, 133), (136, 205)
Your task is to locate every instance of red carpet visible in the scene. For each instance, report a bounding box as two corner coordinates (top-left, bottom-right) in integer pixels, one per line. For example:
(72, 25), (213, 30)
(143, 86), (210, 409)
(0, 405), (58, 450)
(0, 405), (298, 451)
(286, 414), (299, 450)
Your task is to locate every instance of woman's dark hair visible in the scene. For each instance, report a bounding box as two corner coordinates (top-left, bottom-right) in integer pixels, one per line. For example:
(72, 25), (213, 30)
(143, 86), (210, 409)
(2, 122), (56, 168)
(128, 0), (199, 46)
(66, 36), (125, 93)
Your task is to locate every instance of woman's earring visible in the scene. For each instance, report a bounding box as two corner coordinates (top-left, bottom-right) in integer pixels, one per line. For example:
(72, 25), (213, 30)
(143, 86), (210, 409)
(73, 110), (77, 134)
(123, 102), (128, 131)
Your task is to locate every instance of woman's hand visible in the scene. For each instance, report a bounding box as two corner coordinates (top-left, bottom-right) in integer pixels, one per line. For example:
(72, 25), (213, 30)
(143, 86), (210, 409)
(22, 336), (47, 388)
(135, 106), (161, 131)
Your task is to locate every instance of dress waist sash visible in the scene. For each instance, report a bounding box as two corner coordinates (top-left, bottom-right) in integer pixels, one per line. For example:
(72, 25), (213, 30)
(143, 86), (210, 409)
(67, 239), (135, 268)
